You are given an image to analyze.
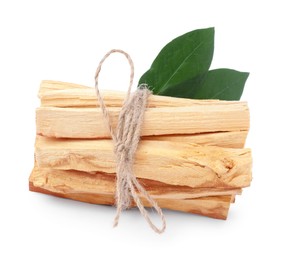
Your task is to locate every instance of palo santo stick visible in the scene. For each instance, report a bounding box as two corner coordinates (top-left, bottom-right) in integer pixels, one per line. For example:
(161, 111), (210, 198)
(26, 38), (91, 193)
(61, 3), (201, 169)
(30, 165), (241, 200)
(143, 131), (248, 148)
(38, 80), (88, 95)
(38, 81), (250, 147)
(29, 165), (233, 219)
(39, 80), (248, 108)
(35, 136), (252, 188)
(36, 105), (249, 139)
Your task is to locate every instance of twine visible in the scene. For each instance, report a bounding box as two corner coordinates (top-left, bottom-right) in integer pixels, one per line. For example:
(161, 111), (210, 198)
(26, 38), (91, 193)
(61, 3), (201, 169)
(94, 49), (166, 234)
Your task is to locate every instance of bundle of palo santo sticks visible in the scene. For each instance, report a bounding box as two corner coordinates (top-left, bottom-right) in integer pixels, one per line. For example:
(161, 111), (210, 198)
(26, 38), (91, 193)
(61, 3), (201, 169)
(29, 80), (252, 220)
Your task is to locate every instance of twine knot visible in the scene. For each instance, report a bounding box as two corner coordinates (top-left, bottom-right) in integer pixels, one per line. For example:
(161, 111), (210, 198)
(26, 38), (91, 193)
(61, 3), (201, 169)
(94, 49), (166, 234)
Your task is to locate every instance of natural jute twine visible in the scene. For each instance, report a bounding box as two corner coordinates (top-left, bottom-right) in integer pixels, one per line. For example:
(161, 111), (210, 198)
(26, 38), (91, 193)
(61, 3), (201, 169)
(94, 49), (166, 234)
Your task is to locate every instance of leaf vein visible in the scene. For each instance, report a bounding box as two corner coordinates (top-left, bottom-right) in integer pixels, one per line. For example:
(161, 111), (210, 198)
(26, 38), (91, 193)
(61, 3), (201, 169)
(158, 41), (204, 94)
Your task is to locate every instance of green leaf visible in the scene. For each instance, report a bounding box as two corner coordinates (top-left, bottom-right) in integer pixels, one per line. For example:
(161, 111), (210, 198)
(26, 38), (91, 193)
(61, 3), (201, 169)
(158, 74), (206, 98)
(192, 69), (249, 100)
(139, 27), (214, 94)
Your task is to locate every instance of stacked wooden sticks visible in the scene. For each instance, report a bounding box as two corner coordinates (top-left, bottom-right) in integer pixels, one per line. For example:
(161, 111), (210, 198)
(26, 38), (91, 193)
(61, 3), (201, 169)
(29, 80), (252, 220)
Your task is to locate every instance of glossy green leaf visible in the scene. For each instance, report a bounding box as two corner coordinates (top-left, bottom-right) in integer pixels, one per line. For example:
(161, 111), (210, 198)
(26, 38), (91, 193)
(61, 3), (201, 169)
(192, 69), (249, 100)
(158, 74), (206, 98)
(139, 28), (214, 94)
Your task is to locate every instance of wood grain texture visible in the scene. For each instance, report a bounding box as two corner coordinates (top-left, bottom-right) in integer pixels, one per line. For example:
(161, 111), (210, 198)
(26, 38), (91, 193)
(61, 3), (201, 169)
(39, 80), (249, 108)
(29, 165), (233, 219)
(37, 81), (250, 148)
(35, 136), (252, 188)
(30, 80), (252, 220)
(143, 131), (248, 148)
(36, 105), (249, 139)
(30, 164), (241, 200)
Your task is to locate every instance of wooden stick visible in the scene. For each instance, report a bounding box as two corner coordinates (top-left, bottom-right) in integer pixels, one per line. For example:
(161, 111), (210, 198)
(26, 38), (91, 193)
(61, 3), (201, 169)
(143, 131), (248, 148)
(37, 81), (250, 148)
(38, 80), (88, 96)
(35, 136), (252, 188)
(29, 165), (233, 219)
(30, 164), (241, 200)
(39, 80), (249, 109)
(36, 105), (249, 139)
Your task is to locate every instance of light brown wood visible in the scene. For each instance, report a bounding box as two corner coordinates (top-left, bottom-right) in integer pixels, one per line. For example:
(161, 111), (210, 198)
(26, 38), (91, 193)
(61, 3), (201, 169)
(38, 80), (88, 96)
(143, 131), (248, 148)
(30, 80), (252, 220)
(30, 164), (241, 200)
(39, 80), (249, 109)
(37, 81), (250, 148)
(36, 105), (249, 139)
(35, 136), (252, 188)
(29, 165), (233, 219)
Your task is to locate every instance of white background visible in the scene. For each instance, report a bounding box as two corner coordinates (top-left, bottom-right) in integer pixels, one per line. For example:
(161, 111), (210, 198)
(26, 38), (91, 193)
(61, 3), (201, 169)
(0, 0), (285, 259)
